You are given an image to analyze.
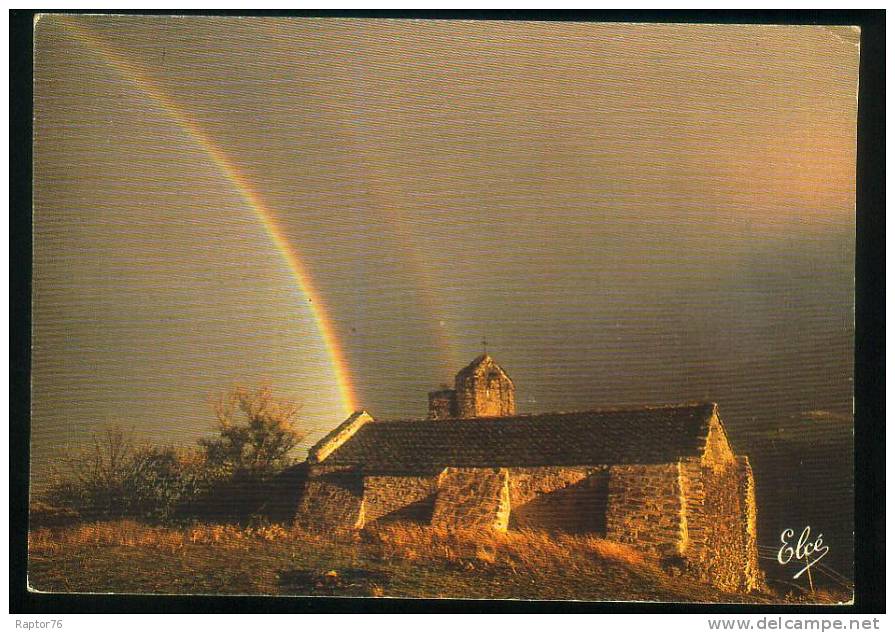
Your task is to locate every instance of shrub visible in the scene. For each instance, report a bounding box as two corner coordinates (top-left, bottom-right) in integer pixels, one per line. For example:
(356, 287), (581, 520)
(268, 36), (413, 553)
(200, 384), (307, 478)
(122, 445), (218, 522)
(35, 385), (309, 526)
(39, 428), (218, 524)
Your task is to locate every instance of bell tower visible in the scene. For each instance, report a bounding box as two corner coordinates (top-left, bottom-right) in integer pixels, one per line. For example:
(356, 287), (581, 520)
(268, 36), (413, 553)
(428, 353), (516, 419)
(453, 353), (515, 418)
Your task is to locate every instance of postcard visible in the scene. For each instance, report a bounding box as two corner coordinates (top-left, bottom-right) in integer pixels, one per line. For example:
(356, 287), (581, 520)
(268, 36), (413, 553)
(28, 15), (859, 604)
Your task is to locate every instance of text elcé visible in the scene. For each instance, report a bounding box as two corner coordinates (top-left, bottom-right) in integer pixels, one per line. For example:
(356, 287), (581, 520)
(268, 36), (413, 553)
(778, 526), (830, 579)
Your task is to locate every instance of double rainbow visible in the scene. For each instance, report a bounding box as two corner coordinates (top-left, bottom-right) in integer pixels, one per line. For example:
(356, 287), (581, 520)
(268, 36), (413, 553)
(59, 17), (358, 414)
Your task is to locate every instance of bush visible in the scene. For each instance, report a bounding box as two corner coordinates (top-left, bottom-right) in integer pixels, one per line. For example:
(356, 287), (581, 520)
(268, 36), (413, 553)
(35, 385), (308, 526)
(124, 445), (218, 522)
(28, 500), (80, 528)
(40, 428), (218, 524)
(200, 384), (307, 478)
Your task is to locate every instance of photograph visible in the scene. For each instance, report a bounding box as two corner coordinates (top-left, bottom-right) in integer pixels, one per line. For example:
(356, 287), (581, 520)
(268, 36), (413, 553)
(26, 14), (861, 605)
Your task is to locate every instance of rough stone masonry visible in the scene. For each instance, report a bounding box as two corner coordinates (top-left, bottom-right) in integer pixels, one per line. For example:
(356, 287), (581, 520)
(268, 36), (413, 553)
(291, 354), (761, 592)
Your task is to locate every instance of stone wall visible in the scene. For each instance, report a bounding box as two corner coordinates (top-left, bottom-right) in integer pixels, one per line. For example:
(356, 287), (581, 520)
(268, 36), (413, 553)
(292, 457), (761, 593)
(294, 469), (365, 531)
(682, 412), (760, 591)
(428, 389), (457, 420)
(431, 467), (511, 531)
(736, 456), (761, 591)
(508, 467), (610, 533)
(363, 473), (443, 525)
(703, 412), (736, 468)
(605, 463), (687, 557)
(679, 456), (761, 592)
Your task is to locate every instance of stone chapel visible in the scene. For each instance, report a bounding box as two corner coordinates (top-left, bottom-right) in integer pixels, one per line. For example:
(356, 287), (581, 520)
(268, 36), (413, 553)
(291, 354), (761, 592)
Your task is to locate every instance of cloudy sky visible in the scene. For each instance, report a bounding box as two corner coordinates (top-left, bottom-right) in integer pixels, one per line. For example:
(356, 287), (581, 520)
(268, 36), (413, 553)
(32, 16), (859, 485)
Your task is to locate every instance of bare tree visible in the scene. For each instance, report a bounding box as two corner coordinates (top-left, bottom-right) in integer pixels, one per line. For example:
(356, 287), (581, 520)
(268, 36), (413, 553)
(42, 426), (135, 520)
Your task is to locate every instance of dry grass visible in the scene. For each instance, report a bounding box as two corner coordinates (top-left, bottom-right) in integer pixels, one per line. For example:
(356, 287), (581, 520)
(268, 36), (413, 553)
(28, 519), (773, 602)
(30, 520), (646, 572)
(359, 522), (648, 574)
(28, 520), (312, 555)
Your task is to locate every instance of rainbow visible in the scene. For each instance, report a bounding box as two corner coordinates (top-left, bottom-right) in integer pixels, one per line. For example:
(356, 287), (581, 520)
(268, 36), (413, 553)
(265, 20), (463, 375)
(59, 17), (358, 414)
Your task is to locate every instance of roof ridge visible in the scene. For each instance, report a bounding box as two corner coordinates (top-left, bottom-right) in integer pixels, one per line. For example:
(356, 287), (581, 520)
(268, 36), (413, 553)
(317, 401), (727, 469)
(372, 401), (716, 424)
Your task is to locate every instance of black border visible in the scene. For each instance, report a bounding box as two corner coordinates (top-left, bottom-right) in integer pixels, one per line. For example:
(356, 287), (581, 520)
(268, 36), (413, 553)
(10, 9), (885, 614)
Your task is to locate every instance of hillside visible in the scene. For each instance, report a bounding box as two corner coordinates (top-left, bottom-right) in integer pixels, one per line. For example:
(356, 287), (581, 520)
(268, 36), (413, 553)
(740, 411), (854, 590)
(27, 520), (796, 602)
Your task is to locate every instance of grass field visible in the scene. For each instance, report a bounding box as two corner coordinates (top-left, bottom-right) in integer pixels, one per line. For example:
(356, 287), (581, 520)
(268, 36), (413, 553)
(26, 520), (808, 602)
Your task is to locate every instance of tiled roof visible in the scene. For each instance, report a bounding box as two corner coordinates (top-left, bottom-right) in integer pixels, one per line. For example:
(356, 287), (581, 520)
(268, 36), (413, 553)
(319, 402), (718, 473)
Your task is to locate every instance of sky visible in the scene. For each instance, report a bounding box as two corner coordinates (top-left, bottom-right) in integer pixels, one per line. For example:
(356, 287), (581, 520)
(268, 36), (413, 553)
(32, 17), (859, 491)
